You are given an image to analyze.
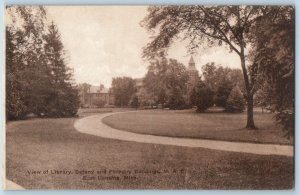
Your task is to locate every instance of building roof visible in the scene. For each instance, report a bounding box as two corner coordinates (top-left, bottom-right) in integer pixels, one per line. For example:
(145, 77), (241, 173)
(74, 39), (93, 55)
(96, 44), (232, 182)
(188, 56), (198, 72)
(89, 86), (109, 93)
(189, 56), (195, 65)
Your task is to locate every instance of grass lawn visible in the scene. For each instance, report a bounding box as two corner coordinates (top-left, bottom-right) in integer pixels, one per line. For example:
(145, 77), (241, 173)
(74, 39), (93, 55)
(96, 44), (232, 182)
(102, 109), (293, 145)
(6, 113), (293, 189)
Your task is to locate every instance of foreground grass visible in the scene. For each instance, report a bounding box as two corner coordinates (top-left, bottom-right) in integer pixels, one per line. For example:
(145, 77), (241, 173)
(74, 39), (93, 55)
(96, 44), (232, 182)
(6, 116), (293, 189)
(103, 109), (292, 145)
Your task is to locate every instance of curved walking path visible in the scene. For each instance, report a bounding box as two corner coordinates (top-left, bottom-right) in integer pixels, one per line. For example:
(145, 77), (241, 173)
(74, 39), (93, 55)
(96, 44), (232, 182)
(74, 112), (293, 157)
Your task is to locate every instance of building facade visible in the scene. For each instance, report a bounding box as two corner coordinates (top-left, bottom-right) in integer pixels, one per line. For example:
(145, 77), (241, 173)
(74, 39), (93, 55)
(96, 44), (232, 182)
(187, 56), (200, 100)
(79, 85), (115, 108)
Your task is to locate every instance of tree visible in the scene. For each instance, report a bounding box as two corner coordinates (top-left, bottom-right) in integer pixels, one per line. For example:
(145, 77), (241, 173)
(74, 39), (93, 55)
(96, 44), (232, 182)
(78, 83), (91, 106)
(215, 79), (233, 107)
(190, 81), (214, 112)
(250, 6), (294, 136)
(42, 22), (80, 117)
(6, 6), (80, 119)
(6, 28), (28, 119)
(142, 6), (270, 129)
(130, 95), (139, 109)
(41, 22), (79, 117)
(6, 6), (49, 119)
(201, 63), (244, 107)
(143, 57), (188, 109)
(253, 88), (269, 113)
(225, 86), (245, 113)
(167, 87), (187, 109)
(111, 77), (136, 107)
(136, 88), (156, 107)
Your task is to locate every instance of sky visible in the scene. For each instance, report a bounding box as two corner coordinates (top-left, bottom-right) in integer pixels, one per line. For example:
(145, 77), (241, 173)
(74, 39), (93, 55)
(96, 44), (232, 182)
(46, 6), (241, 87)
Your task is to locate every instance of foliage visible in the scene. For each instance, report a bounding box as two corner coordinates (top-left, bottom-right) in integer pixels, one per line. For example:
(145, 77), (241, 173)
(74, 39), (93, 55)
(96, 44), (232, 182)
(6, 6), (79, 119)
(215, 79), (233, 107)
(136, 88), (156, 107)
(42, 22), (80, 117)
(141, 5), (267, 128)
(190, 81), (214, 112)
(77, 83), (91, 106)
(111, 77), (137, 107)
(143, 56), (188, 109)
(201, 62), (244, 107)
(253, 87), (269, 110)
(166, 87), (187, 109)
(130, 95), (140, 108)
(6, 28), (28, 120)
(225, 86), (245, 113)
(250, 6), (294, 136)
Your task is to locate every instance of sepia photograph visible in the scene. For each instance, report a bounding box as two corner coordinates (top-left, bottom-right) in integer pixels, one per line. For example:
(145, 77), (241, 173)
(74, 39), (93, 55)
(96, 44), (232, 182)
(4, 5), (294, 189)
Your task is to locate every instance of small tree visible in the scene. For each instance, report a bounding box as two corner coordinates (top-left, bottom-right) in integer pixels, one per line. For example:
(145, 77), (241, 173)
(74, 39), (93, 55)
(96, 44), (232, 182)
(225, 86), (245, 113)
(215, 79), (233, 107)
(143, 57), (188, 109)
(111, 77), (137, 107)
(190, 82), (214, 112)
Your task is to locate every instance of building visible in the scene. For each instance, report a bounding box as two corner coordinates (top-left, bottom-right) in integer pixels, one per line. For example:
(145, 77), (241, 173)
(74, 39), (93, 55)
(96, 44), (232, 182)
(79, 56), (199, 108)
(186, 56), (200, 99)
(79, 85), (114, 108)
(134, 56), (200, 106)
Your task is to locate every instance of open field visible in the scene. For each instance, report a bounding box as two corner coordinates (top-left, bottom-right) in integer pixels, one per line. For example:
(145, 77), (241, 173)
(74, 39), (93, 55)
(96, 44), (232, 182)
(6, 113), (293, 189)
(103, 109), (293, 145)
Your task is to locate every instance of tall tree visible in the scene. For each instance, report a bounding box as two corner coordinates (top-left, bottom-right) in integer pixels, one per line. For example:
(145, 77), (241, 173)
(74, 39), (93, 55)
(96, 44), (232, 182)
(111, 77), (137, 107)
(6, 6), (80, 118)
(215, 79), (233, 107)
(201, 63), (244, 107)
(6, 27), (28, 119)
(225, 86), (245, 113)
(43, 22), (80, 117)
(250, 6), (294, 136)
(190, 81), (214, 112)
(143, 57), (188, 109)
(142, 6), (270, 129)
(6, 6), (49, 118)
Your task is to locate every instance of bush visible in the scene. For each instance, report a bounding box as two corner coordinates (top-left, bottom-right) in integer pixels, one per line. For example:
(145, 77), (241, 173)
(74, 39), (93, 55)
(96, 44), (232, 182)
(225, 86), (245, 113)
(6, 91), (28, 120)
(41, 87), (80, 118)
(190, 82), (214, 112)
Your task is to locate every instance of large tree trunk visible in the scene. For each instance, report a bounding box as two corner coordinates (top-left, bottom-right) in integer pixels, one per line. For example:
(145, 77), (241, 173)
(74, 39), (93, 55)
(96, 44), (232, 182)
(240, 54), (256, 129)
(246, 94), (256, 129)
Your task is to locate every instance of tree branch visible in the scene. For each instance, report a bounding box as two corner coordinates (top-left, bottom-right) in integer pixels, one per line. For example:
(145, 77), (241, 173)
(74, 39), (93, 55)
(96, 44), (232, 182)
(200, 7), (241, 55)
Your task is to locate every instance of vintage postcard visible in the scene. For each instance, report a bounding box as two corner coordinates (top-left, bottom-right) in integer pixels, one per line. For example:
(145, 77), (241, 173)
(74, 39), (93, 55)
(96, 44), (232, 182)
(4, 5), (294, 189)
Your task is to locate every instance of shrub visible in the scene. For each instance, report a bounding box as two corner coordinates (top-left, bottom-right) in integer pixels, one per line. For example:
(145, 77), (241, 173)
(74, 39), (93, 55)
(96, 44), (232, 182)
(225, 86), (245, 113)
(6, 91), (28, 120)
(190, 82), (214, 112)
(41, 87), (80, 117)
